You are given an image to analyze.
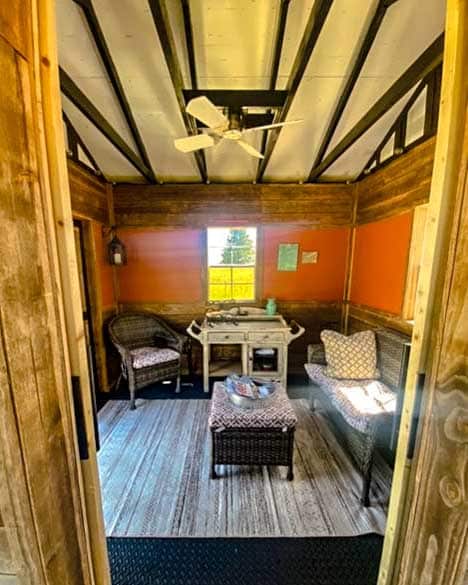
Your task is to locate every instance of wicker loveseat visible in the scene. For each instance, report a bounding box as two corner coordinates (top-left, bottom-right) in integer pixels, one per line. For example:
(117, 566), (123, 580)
(305, 328), (411, 506)
(109, 312), (187, 409)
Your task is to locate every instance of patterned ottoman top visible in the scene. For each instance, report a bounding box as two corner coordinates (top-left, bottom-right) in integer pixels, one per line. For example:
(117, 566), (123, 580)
(209, 382), (297, 430)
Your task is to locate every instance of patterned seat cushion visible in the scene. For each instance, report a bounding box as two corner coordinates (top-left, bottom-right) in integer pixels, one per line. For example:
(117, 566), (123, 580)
(130, 347), (180, 369)
(209, 382), (297, 430)
(305, 363), (396, 434)
(321, 329), (380, 380)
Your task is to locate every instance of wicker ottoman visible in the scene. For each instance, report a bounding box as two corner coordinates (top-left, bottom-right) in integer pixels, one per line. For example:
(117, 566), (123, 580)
(208, 382), (297, 480)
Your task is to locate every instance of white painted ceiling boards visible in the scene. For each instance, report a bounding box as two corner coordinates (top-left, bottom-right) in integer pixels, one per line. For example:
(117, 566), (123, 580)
(56, 0), (446, 184)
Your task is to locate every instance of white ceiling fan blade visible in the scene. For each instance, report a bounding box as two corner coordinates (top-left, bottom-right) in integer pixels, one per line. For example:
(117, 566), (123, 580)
(174, 134), (214, 153)
(186, 96), (228, 130)
(244, 119), (303, 133)
(237, 140), (264, 159)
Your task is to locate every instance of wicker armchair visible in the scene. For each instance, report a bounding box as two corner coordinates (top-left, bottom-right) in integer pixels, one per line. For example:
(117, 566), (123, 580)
(108, 312), (187, 409)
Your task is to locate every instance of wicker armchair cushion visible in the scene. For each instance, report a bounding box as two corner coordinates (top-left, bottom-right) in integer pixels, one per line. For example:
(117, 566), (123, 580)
(131, 347), (180, 370)
(321, 329), (380, 380)
(305, 363), (396, 434)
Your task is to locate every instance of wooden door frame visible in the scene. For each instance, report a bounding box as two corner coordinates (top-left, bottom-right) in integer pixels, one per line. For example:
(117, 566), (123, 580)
(34, 0), (110, 583)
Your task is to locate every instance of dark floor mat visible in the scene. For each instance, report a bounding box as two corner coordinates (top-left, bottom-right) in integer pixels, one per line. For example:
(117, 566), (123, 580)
(107, 535), (383, 585)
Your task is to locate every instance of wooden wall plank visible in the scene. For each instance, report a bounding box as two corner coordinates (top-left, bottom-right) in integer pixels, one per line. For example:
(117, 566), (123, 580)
(347, 303), (413, 337)
(113, 183), (354, 228)
(357, 138), (436, 225)
(0, 1), (31, 59)
(68, 159), (109, 224)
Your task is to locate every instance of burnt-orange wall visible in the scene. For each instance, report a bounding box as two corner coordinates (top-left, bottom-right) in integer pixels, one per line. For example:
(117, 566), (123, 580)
(350, 212), (413, 315)
(262, 226), (349, 301)
(117, 226), (349, 303)
(117, 229), (203, 303)
(93, 223), (115, 310)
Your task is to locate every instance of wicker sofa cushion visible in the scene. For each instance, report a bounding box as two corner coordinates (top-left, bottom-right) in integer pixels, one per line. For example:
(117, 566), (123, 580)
(130, 347), (180, 369)
(305, 363), (396, 434)
(209, 382), (297, 430)
(321, 329), (379, 380)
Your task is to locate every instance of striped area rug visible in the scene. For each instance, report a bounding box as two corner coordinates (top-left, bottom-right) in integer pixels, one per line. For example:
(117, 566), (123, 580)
(98, 398), (390, 537)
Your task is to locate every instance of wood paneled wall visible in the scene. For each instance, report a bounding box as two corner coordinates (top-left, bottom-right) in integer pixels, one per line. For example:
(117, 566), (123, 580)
(68, 159), (109, 224)
(113, 183), (354, 228)
(119, 300), (341, 374)
(357, 137), (435, 225)
(0, 6), (92, 584)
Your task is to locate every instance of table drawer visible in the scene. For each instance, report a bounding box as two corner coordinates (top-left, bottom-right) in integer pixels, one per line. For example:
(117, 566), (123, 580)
(209, 332), (245, 343)
(248, 332), (284, 343)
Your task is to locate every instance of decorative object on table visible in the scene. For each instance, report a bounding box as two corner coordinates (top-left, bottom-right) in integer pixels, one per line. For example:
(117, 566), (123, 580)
(224, 375), (277, 409)
(209, 381), (297, 480)
(108, 312), (187, 409)
(277, 243), (299, 271)
(265, 297), (277, 315)
(107, 227), (127, 266)
(302, 251), (319, 264)
(187, 312), (305, 392)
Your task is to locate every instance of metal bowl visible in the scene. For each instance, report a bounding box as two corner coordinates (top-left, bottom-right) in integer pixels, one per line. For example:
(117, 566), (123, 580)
(225, 377), (277, 410)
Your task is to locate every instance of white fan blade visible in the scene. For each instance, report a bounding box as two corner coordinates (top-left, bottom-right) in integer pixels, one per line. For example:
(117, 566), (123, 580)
(237, 140), (264, 159)
(186, 96), (228, 130)
(174, 134), (214, 153)
(244, 119), (303, 133)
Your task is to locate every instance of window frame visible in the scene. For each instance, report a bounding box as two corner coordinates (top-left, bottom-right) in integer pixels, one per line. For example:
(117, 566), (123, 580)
(204, 226), (262, 305)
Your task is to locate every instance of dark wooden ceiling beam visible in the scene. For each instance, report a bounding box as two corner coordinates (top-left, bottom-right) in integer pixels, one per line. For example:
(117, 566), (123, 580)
(73, 0), (157, 183)
(181, 0), (198, 90)
(60, 68), (153, 180)
(256, 0), (334, 182)
(182, 89), (288, 108)
(308, 0), (399, 181)
(258, 0), (291, 173)
(356, 75), (431, 180)
(308, 33), (444, 181)
(148, 0), (207, 182)
(63, 111), (103, 175)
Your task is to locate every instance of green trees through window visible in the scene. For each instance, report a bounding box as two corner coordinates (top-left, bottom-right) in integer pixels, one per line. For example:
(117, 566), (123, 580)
(207, 227), (257, 302)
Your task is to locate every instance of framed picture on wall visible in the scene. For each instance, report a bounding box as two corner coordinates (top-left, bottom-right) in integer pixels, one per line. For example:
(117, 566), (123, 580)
(277, 243), (299, 271)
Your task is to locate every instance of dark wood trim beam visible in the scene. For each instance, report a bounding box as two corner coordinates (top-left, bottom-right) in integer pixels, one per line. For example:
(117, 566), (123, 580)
(181, 0), (197, 90)
(60, 68), (153, 180)
(63, 111), (102, 175)
(73, 0), (157, 183)
(259, 0), (291, 170)
(309, 34), (444, 180)
(424, 65), (442, 136)
(256, 0), (334, 182)
(357, 64), (442, 180)
(182, 89), (289, 108)
(148, 0), (207, 182)
(308, 0), (399, 180)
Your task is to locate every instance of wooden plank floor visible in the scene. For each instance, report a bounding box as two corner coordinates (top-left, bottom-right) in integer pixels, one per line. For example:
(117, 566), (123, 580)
(98, 398), (391, 537)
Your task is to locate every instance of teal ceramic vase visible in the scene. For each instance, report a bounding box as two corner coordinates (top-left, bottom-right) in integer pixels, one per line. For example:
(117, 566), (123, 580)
(266, 298), (277, 315)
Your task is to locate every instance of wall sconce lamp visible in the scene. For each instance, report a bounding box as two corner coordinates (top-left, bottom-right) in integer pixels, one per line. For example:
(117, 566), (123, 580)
(107, 226), (127, 266)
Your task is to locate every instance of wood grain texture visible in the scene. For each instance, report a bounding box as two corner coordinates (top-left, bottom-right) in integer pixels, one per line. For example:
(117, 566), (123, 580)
(113, 183), (354, 228)
(68, 159), (109, 224)
(395, 71), (468, 585)
(0, 1), (31, 58)
(357, 137), (436, 225)
(118, 301), (341, 374)
(0, 28), (90, 585)
(347, 303), (413, 337)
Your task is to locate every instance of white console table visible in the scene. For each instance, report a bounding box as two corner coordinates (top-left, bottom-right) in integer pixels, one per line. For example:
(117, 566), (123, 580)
(187, 312), (305, 392)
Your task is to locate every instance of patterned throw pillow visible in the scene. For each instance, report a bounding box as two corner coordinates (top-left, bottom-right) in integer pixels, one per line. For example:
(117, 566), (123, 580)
(320, 329), (380, 380)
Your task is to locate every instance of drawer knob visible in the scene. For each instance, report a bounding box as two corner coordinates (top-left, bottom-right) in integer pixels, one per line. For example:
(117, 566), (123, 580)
(224, 335), (229, 339)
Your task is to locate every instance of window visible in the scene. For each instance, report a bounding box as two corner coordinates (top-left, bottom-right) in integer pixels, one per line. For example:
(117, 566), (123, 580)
(207, 227), (257, 302)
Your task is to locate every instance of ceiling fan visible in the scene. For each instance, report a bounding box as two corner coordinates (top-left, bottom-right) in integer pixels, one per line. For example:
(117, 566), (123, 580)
(174, 96), (302, 159)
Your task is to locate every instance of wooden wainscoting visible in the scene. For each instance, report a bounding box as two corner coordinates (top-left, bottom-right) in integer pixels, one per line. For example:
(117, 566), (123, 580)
(347, 303), (413, 337)
(68, 159), (110, 224)
(118, 301), (342, 375)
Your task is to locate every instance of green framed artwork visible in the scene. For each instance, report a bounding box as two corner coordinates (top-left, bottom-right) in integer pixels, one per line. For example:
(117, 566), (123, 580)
(277, 243), (299, 271)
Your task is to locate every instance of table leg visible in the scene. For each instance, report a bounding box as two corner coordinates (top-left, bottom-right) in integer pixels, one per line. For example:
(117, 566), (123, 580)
(203, 343), (210, 393)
